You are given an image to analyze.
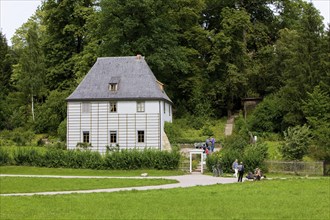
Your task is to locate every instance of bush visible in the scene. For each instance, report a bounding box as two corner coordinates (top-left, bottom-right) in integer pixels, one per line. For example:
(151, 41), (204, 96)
(164, 121), (183, 144)
(57, 119), (67, 141)
(12, 147), (43, 166)
(0, 147), (11, 165)
(206, 136), (269, 173)
(43, 148), (67, 168)
(281, 125), (311, 161)
(243, 143), (268, 172)
(66, 150), (103, 169)
(4, 147), (181, 171)
(103, 148), (180, 170)
(223, 134), (249, 151)
(248, 94), (283, 133)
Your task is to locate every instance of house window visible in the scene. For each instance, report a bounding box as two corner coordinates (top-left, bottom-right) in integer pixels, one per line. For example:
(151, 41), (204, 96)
(164, 103), (166, 113)
(137, 130), (144, 143)
(110, 102), (117, 112)
(83, 131), (89, 143)
(169, 105), (171, 116)
(137, 101), (145, 112)
(110, 131), (117, 144)
(109, 83), (118, 91)
(82, 102), (90, 113)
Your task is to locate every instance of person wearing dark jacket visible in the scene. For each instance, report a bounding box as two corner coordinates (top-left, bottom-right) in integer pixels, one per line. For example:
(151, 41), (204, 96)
(237, 162), (245, 182)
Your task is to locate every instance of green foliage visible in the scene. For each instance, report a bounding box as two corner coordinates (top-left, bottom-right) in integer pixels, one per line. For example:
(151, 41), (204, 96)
(1, 0), (329, 163)
(223, 134), (249, 151)
(1, 147), (181, 170)
(106, 144), (119, 152)
(12, 147), (43, 166)
(0, 147), (11, 165)
(103, 149), (180, 170)
(302, 85), (330, 161)
(281, 125), (311, 161)
(207, 134), (268, 173)
(248, 94), (283, 132)
(34, 89), (71, 134)
(76, 142), (92, 150)
(243, 143), (268, 172)
(164, 121), (183, 144)
(165, 118), (226, 144)
(0, 128), (35, 146)
(57, 119), (67, 141)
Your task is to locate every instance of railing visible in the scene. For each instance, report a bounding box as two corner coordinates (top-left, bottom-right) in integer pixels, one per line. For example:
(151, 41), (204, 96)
(265, 160), (324, 176)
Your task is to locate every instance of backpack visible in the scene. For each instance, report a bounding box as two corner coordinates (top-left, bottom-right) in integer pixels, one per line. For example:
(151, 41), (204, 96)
(238, 165), (244, 172)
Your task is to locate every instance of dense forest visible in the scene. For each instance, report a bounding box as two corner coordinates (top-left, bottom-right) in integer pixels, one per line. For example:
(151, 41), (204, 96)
(0, 0), (329, 160)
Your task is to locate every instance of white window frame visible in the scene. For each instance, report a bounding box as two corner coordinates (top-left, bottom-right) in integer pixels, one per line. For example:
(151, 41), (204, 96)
(110, 131), (117, 144)
(137, 101), (145, 112)
(110, 101), (117, 113)
(137, 130), (145, 143)
(83, 131), (90, 143)
(109, 83), (118, 91)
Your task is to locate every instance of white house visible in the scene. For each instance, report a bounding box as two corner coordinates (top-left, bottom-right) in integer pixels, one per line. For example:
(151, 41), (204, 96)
(66, 55), (173, 153)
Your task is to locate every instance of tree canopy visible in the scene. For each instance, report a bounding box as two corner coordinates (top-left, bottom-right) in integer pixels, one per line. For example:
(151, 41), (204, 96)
(1, 0), (329, 159)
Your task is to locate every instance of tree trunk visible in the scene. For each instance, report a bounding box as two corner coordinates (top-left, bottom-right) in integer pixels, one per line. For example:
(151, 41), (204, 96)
(31, 94), (35, 122)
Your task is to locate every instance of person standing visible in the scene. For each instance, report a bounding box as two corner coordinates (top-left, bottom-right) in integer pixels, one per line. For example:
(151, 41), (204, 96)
(232, 159), (238, 178)
(237, 162), (245, 182)
(206, 138), (212, 151)
(210, 136), (215, 152)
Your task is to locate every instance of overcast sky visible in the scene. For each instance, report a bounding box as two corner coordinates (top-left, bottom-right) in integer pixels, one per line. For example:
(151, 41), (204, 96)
(0, 0), (329, 46)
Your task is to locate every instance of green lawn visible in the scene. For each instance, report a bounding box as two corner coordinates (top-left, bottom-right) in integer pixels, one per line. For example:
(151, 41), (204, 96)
(1, 178), (329, 219)
(0, 166), (186, 176)
(0, 177), (177, 194)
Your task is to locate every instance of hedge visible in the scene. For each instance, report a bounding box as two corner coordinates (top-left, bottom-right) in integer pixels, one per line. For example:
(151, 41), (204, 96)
(0, 147), (180, 170)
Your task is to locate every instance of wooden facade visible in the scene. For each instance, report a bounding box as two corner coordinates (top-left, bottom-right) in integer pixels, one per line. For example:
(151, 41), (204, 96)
(67, 100), (172, 153)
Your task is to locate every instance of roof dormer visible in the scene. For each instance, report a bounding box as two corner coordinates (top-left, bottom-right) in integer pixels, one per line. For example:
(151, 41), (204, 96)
(109, 76), (120, 91)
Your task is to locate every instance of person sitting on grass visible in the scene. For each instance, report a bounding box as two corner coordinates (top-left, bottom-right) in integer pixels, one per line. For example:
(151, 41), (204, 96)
(246, 172), (254, 180)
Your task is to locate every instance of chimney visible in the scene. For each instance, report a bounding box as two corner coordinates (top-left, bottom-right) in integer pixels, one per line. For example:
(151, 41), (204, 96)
(136, 54), (142, 60)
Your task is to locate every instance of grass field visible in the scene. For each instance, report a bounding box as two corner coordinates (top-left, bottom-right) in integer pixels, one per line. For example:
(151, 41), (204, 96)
(1, 178), (329, 219)
(1, 166), (329, 219)
(0, 166), (186, 176)
(0, 177), (177, 194)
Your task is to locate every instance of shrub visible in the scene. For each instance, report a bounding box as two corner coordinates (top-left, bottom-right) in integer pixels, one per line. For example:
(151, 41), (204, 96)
(12, 147), (43, 166)
(103, 148), (180, 170)
(164, 121), (183, 144)
(206, 141), (268, 173)
(223, 134), (249, 151)
(3, 147), (181, 171)
(43, 148), (67, 168)
(281, 125), (311, 161)
(57, 119), (67, 141)
(0, 147), (11, 165)
(65, 150), (103, 169)
(243, 143), (268, 172)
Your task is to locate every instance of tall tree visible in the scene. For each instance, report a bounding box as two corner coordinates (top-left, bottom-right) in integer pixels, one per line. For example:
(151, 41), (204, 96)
(208, 8), (252, 116)
(97, 0), (208, 116)
(11, 20), (46, 122)
(0, 33), (14, 130)
(41, 0), (95, 90)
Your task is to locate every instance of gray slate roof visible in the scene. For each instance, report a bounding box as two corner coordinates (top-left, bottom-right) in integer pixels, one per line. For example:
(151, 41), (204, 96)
(67, 56), (172, 103)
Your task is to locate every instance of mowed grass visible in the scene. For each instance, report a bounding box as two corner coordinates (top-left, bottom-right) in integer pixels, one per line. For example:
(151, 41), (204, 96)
(1, 178), (329, 219)
(0, 166), (186, 176)
(0, 177), (177, 194)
